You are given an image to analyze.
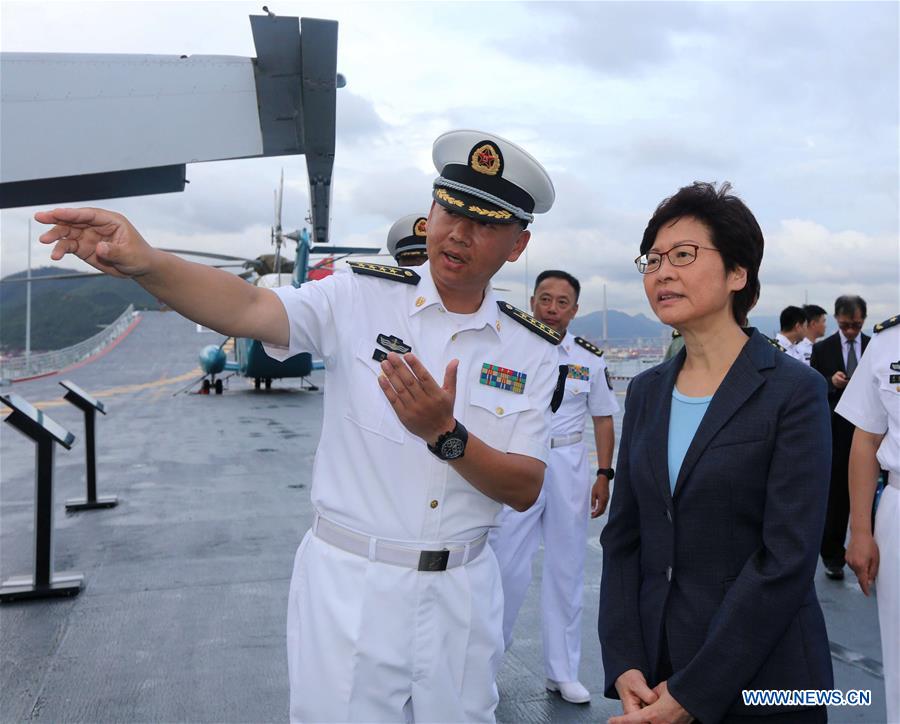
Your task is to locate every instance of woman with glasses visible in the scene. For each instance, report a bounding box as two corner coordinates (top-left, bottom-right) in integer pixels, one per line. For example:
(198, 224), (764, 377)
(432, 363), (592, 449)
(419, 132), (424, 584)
(599, 182), (833, 723)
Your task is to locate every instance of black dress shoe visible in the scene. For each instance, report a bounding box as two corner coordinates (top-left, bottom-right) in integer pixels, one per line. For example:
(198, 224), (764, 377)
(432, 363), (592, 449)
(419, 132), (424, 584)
(825, 565), (845, 580)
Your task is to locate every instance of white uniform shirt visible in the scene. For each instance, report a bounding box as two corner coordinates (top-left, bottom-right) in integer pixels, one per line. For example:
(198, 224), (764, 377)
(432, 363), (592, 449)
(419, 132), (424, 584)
(552, 333), (619, 437)
(775, 332), (805, 362)
(836, 323), (900, 476)
(796, 337), (813, 365)
(264, 263), (559, 542)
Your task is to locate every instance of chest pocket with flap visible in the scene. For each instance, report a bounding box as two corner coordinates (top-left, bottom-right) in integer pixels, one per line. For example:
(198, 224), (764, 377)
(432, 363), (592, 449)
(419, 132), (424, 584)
(565, 377), (591, 398)
(344, 340), (406, 444)
(467, 384), (531, 452)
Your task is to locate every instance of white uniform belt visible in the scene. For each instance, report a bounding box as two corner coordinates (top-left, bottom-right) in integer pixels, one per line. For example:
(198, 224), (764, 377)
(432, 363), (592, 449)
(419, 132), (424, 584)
(551, 432), (583, 448)
(312, 513), (488, 572)
(889, 472), (900, 491)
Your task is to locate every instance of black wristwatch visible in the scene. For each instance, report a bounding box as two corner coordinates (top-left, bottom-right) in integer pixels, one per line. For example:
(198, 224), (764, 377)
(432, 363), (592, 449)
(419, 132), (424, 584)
(428, 420), (469, 461)
(596, 467), (615, 480)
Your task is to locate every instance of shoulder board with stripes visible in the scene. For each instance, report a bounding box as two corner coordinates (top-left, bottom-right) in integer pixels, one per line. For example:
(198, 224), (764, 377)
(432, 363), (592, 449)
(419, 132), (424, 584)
(348, 261), (420, 285)
(496, 301), (561, 345)
(574, 336), (604, 357)
(874, 315), (900, 334)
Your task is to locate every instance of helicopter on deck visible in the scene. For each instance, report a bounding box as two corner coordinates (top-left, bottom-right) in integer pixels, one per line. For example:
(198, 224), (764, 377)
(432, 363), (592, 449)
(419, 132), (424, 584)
(172, 172), (381, 394)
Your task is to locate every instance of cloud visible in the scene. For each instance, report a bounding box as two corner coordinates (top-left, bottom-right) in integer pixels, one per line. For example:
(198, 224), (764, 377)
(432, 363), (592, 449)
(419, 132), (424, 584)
(336, 91), (389, 143)
(501, 2), (708, 77)
(757, 219), (899, 322)
(338, 166), (435, 222)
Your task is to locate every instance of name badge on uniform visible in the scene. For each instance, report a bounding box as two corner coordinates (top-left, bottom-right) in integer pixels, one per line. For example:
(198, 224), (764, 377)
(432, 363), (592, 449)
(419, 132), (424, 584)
(567, 364), (590, 381)
(891, 361), (900, 372)
(480, 363), (526, 394)
(373, 333), (412, 362)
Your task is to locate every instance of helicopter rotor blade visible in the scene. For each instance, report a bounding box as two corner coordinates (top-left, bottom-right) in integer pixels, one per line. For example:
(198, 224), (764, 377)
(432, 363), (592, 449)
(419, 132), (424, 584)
(309, 246), (382, 255)
(0, 271), (106, 283)
(158, 248), (253, 263)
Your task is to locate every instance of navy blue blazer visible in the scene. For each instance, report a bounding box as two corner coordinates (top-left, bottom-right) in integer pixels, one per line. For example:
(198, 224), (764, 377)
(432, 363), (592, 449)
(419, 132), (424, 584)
(598, 329), (834, 723)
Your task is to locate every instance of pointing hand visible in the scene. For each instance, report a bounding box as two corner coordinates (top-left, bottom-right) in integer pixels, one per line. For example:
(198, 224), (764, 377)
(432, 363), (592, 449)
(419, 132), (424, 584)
(35, 207), (156, 279)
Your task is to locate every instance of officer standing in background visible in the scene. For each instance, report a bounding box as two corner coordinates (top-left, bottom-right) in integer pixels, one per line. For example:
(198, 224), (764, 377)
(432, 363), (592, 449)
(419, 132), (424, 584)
(775, 305), (808, 362)
(798, 303), (828, 365)
(838, 314), (900, 724)
(810, 294), (870, 579)
(490, 270), (618, 705)
(35, 129), (560, 723)
(387, 213), (429, 266)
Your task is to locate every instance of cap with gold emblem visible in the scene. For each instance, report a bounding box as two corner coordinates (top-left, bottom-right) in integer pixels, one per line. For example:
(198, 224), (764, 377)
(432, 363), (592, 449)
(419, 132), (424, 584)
(432, 130), (555, 225)
(387, 214), (429, 263)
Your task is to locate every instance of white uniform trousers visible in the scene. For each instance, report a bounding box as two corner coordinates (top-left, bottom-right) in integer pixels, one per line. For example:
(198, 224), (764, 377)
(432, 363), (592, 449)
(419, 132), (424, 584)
(287, 530), (505, 723)
(489, 442), (589, 683)
(876, 483), (900, 723)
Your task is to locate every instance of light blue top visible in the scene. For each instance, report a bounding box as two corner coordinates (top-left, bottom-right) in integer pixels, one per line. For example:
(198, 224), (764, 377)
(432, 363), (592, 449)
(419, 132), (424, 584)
(667, 387), (713, 493)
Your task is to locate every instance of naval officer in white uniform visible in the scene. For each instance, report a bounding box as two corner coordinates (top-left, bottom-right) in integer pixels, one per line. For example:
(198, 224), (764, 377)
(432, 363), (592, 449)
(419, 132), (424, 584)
(775, 305), (808, 363)
(839, 314), (900, 724)
(490, 270), (619, 704)
(35, 129), (561, 723)
(387, 213), (429, 267)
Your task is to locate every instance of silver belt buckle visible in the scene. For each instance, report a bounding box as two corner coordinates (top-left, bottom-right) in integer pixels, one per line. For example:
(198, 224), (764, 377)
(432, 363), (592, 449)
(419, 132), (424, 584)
(418, 549), (450, 571)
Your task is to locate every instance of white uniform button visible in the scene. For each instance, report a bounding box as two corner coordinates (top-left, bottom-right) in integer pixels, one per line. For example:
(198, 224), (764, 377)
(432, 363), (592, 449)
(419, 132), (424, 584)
(495, 406), (504, 416)
(430, 500), (439, 509)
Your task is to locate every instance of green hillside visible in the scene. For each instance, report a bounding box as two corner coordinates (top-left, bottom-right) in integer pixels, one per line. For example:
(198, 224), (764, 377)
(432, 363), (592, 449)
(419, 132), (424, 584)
(0, 267), (162, 353)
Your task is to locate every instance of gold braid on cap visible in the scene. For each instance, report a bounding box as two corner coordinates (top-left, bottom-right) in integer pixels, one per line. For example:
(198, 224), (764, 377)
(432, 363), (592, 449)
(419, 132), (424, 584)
(467, 206), (513, 220)
(435, 188), (464, 208)
(434, 177), (534, 223)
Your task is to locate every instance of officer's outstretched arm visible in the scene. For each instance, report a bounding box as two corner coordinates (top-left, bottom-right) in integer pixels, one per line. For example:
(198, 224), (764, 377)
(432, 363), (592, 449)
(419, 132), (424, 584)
(36, 208), (289, 347)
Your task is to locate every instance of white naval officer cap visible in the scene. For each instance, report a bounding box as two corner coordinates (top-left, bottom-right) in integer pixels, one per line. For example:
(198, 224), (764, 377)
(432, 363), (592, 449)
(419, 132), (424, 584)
(386, 214), (429, 261)
(432, 130), (555, 225)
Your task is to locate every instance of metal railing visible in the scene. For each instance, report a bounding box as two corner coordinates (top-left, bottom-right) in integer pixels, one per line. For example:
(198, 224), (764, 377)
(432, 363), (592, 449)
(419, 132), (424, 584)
(0, 305), (138, 381)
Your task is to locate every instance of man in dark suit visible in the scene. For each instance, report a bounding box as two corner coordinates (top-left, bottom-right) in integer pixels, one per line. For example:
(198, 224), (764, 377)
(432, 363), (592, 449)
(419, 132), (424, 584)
(809, 295), (870, 580)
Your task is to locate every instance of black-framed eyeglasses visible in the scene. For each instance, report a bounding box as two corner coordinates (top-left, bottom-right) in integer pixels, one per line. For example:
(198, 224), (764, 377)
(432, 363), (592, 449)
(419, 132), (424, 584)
(634, 244), (721, 274)
(837, 321), (864, 330)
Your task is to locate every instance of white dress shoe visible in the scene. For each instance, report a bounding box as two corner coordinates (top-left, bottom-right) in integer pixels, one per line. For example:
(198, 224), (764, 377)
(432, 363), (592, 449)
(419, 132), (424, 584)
(546, 679), (591, 704)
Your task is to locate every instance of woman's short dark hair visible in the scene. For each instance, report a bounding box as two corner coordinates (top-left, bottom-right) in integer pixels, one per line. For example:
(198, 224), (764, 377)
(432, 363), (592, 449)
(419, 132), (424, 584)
(641, 181), (764, 325)
(534, 269), (581, 301)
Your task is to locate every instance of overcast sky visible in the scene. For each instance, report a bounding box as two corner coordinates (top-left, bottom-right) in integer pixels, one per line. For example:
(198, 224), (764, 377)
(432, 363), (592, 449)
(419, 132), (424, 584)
(1, 0), (898, 324)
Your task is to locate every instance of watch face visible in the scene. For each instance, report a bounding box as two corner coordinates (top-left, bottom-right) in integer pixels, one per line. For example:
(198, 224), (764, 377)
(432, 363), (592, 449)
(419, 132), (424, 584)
(440, 437), (465, 459)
